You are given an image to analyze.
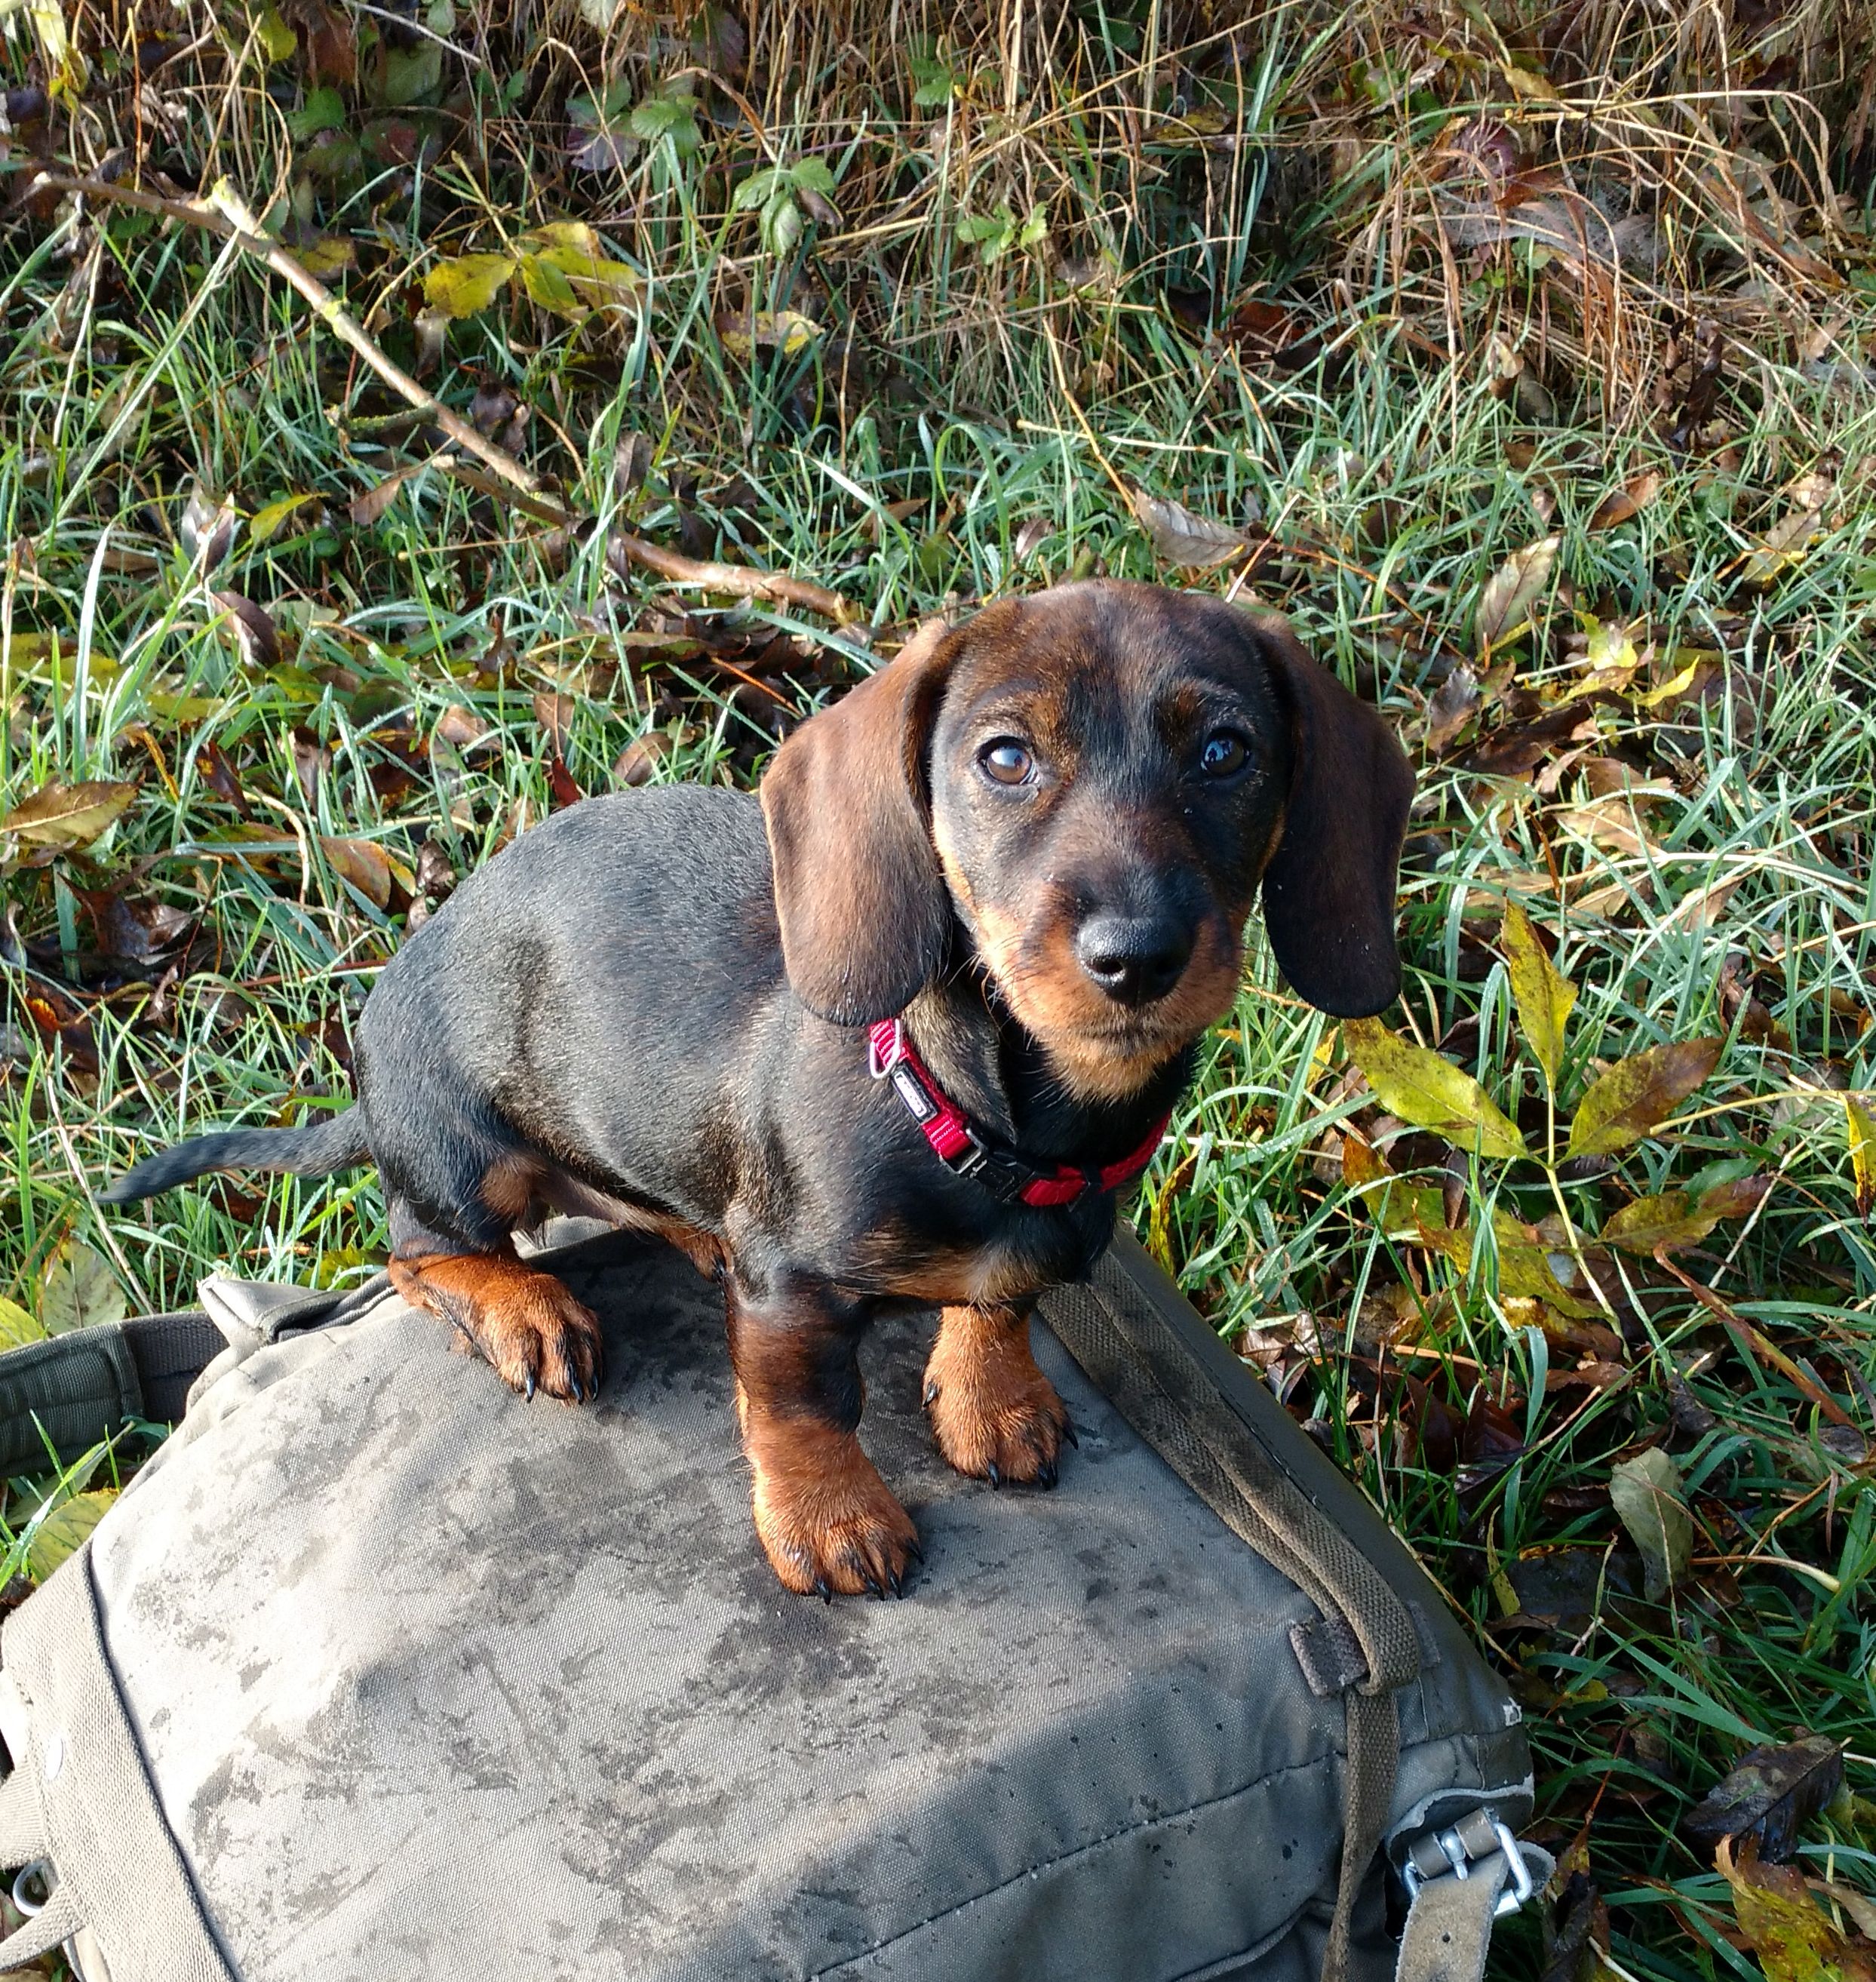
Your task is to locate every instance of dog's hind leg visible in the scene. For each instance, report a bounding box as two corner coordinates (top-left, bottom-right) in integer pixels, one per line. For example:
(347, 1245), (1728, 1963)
(375, 1110), (603, 1405)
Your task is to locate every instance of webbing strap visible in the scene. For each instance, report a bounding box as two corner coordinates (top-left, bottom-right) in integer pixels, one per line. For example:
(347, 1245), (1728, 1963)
(1039, 1240), (1423, 1982)
(0, 1882), (79, 1968)
(0, 1314), (223, 1477)
(0, 1765), (45, 1870)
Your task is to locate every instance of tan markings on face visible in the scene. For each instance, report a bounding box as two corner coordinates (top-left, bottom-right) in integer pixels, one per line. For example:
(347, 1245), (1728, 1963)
(970, 896), (1252, 1103)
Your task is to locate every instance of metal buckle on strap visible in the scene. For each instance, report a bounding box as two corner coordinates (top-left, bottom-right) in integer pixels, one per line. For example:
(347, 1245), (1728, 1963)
(1401, 1815), (1536, 1919)
(938, 1129), (990, 1179)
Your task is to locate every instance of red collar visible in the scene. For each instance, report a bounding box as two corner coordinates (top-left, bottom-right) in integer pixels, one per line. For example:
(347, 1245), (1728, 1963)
(867, 1017), (1170, 1209)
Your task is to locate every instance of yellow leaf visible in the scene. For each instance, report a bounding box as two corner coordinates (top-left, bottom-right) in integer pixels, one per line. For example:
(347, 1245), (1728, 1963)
(253, 3), (298, 62)
(2, 779), (138, 853)
(422, 253), (517, 320)
(1635, 651), (1715, 708)
(296, 235), (356, 281)
(1500, 902), (1575, 1095)
(1567, 1040), (1722, 1160)
(1601, 1190), (1720, 1255)
(249, 492), (321, 545)
(1343, 1018), (1529, 1161)
(1502, 61), (1559, 101)
(518, 252), (582, 315)
(718, 309), (823, 358)
(40, 1242), (126, 1333)
(0, 1298), (45, 1352)
(523, 242), (641, 314)
(28, 1490), (118, 1582)
(1847, 1095), (1875, 1217)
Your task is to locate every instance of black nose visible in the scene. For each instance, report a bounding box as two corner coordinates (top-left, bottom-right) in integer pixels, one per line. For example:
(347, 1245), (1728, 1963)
(1075, 915), (1193, 1006)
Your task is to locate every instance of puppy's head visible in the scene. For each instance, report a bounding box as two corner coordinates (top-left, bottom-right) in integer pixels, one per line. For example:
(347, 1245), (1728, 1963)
(761, 580), (1414, 1099)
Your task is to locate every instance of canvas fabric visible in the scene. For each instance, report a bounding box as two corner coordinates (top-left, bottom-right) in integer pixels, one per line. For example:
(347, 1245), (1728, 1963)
(0, 1227), (1539, 1982)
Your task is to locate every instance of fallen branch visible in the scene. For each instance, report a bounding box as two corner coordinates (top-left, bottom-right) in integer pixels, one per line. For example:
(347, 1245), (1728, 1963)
(605, 533), (853, 624)
(29, 171), (858, 625)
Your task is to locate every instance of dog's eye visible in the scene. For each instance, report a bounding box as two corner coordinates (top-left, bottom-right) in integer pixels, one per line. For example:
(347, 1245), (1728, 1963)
(1199, 730), (1253, 779)
(978, 739), (1035, 786)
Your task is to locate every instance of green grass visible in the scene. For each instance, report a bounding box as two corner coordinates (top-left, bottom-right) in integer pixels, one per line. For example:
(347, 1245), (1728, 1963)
(5, 2), (1876, 1972)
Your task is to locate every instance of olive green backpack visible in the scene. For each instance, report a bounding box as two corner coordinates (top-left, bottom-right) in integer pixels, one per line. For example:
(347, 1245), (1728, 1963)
(0, 1225), (1546, 1982)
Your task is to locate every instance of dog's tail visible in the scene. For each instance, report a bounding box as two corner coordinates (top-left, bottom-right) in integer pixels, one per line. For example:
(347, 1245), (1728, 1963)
(100, 1106), (371, 1205)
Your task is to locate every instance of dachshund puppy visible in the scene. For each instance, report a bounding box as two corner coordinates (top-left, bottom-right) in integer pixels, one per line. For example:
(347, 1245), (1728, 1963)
(104, 581), (1414, 1599)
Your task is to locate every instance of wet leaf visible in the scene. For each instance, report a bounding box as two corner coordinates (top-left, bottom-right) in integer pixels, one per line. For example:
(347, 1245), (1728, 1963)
(1566, 1040), (1722, 1159)
(1688, 1738), (1845, 1863)
(2, 779), (137, 854)
(1475, 535), (1559, 654)
(27, 1490), (117, 1582)
(1847, 1095), (1875, 1216)
(321, 835), (393, 909)
(1719, 1839), (1876, 1982)
(422, 253), (517, 321)
(1501, 902), (1575, 1095)
(0, 1297), (45, 1352)
(1343, 1017), (1529, 1160)
(1609, 1446), (1691, 1599)
(1589, 471), (1663, 530)
(1129, 487), (1251, 569)
(40, 1242), (126, 1335)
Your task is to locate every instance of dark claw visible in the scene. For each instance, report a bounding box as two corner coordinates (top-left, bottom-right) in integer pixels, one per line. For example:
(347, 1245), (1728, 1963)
(815, 1578), (833, 1603)
(887, 1567), (905, 1598)
(986, 1461), (1002, 1489)
(1037, 1460), (1058, 1489)
(906, 1539), (925, 1565)
(523, 1370), (536, 1402)
(923, 1379), (941, 1407)
(568, 1376), (583, 1404)
(1061, 1418), (1079, 1449)
(864, 1573), (886, 1599)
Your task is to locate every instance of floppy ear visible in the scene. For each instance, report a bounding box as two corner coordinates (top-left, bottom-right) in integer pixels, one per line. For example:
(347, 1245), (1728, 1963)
(1254, 616), (1414, 1019)
(760, 619), (959, 1025)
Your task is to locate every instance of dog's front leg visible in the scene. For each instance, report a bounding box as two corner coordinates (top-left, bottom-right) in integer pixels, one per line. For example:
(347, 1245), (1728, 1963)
(726, 1274), (920, 1599)
(923, 1301), (1073, 1488)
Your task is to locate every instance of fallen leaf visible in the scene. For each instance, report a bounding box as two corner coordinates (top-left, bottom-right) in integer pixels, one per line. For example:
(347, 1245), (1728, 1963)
(180, 485), (240, 570)
(434, 704), (493, 752)
(1602, 1190), (1721, 1255)
(248, 491), (323, 544)
(349, 462), (427, 527)
(27, 1489), (117, 1582)
(321, 835), (394, 908)
(1589, 471), (1663, 530)
(1566, 1039), (1722, 1159)
(2, 779), (138, 854)
(1558, 797), (1659, 857)
(715, 308), (822, 358)
(1609, 1446), (1692, 1599)
(1424, 664), (1481, 753)
(613, 731), (671, 786)
(546, 751), (583, 809)
(1847, 1095), (1875, 1216)
(1501, 902), (1575, 1095)
(211, 590), (282, 669)
(0, 1297), (45, 1352)
(39, 1241), (127, 1334)
(1129, 487), (1251, 569)
(1475, 536), (1560, 654)
(422, 252), (517, 321)
(1719, 1838), (1876, 1982)
(533, 691), (576, 754)
(296, 235), (356, 281)
(1687, 1738), (1845, 1863)
(1343, 1017), (1529, 1160)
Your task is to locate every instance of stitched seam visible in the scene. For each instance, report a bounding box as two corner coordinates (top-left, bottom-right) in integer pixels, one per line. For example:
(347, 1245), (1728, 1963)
(807, 1748), (1342, 1980)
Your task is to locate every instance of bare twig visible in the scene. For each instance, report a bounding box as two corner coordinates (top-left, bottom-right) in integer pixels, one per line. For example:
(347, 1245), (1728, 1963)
(1656, 1254), (1856, 1429)
(605, 534), (853, 624)
(31, 172), (861, 625)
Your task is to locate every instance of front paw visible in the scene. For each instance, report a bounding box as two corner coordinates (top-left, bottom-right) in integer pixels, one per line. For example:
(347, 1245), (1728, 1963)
(390, 1253), (603, 1403)
(923, 1314), (1073, 1488)
(747, 1430), (921, 1599)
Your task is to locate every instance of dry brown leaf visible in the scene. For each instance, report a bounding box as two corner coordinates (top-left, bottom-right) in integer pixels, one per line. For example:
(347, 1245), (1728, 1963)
(1129, 487), (1251, 569)
(434, 705), (494, 753)
(1474, 536), (1560, 654)
(1589, 471), (1663, 530)
(2, 779), (138, 854)
(321, 835), (394, 909)
(533, 691), (576, 754)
